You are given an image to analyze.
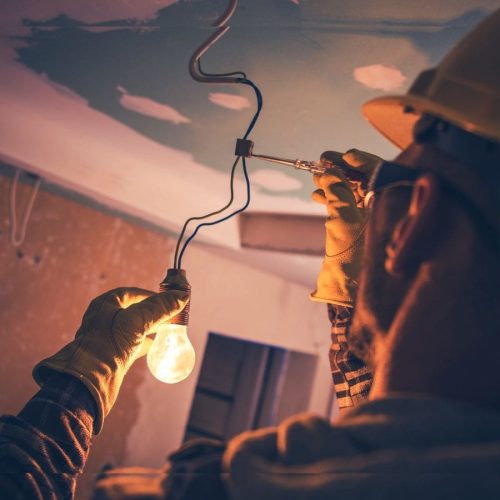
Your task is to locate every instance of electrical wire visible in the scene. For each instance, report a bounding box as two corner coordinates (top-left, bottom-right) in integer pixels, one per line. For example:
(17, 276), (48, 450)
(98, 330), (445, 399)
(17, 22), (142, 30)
(175, 79), (263, 269)
(177, 156), (251, 268)
(240, 79), (263, 139)
(10, 169), (42, 247)
(196, 59), (247, 80)
(173, 156), (241, 268)
(172, 58), (251, 267)
(174, 0), (263, 269)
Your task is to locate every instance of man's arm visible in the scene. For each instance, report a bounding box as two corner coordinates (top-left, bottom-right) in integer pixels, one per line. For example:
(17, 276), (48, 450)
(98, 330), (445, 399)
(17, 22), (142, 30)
(0, 285), (189, 499)
(328, 304), (372, 410)
(309, 149), (379, 410)
(0, 374), (95, 499)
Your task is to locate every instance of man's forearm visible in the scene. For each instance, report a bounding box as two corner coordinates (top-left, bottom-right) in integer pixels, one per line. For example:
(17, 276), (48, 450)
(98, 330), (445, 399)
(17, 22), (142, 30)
(0, 373), (96, 499)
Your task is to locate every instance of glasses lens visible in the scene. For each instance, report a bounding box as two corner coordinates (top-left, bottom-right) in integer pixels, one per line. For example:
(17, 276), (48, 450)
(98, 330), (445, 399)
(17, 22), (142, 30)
(363, 161), (420, 210)
(363, 191), (375, 210)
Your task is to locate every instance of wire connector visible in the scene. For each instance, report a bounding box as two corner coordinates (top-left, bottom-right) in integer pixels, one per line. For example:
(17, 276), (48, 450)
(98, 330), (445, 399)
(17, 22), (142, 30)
(235, 138), (254, 157)
(160, 268), (191, 326)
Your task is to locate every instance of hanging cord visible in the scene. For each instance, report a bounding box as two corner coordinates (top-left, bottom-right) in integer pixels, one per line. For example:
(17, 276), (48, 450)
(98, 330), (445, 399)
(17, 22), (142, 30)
(196, 59), (246, 80)
(9, 169), (41, 247)
(173, 156), (241, 268)
(175, 79), (263, 269)
(240, 79), (263, 139)
(175, 0), (263, 269)
(177, 156), (252, 269)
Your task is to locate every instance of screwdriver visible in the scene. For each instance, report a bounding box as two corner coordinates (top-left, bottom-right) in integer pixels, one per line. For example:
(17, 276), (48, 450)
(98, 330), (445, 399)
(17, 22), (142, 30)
(235, 139), (368, 187)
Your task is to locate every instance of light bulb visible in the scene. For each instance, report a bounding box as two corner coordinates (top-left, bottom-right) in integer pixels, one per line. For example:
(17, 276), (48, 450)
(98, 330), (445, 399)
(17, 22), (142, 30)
(147, 322), (195, 384)
(147, 268), (194, 384)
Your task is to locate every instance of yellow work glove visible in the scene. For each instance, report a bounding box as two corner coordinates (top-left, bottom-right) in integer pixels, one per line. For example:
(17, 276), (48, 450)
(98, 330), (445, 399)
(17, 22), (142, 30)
(33, 286), (189, 433)
(310, 149), (381, 307)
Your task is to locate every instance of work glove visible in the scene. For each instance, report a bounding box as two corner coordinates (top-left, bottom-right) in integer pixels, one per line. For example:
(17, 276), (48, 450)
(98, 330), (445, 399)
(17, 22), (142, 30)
(33, 285), (189, 433)
(310, 149), (381, 307)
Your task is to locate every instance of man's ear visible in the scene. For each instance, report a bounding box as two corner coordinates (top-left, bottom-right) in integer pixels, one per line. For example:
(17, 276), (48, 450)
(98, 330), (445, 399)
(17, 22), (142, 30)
(385, 174), (440, 275)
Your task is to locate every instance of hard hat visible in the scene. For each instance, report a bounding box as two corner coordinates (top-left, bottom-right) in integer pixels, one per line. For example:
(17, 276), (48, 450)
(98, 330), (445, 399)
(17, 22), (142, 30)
(362, 9), (500, 149)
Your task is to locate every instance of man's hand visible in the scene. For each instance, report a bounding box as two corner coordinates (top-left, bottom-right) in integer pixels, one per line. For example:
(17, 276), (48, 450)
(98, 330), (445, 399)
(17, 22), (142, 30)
(310, 149), (381, 307)
(33, 285), (189, 433)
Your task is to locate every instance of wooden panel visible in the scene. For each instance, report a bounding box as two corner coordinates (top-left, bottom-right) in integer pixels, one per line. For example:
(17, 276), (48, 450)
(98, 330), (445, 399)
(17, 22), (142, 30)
(254, 349), (290, 428)
(239, 212), (325, 256)
(197, 334), (247, 397)
(188, 392), (232, 439)
(225, 344), (270, 438)
(276, 351), (318, 424)
(184, 335), (271, 441)
(185, 335), (320, 442)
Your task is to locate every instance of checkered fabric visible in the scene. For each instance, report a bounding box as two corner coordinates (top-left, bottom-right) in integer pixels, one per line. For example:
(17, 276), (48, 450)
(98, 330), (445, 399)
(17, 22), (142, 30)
(327, 304), (373, 409)
(0, 374), (95, 499)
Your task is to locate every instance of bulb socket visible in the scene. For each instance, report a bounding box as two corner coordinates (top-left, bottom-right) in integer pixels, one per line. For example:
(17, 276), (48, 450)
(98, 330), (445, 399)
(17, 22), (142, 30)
(159, 268), (191, 326)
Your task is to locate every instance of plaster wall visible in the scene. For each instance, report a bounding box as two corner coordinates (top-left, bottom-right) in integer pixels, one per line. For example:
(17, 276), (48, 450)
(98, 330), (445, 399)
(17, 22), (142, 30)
(0, 171), (333, 498)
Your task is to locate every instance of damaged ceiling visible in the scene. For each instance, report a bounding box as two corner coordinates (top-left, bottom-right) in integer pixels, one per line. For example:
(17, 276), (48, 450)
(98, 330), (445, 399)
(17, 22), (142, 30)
(0, 0), (496, 285)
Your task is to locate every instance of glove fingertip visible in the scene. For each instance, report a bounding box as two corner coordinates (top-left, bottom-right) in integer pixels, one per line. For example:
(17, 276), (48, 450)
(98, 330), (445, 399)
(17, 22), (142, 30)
(312, 173), (324, 189)
(342, 149), (364, 168)
(311, 189), (327, 205)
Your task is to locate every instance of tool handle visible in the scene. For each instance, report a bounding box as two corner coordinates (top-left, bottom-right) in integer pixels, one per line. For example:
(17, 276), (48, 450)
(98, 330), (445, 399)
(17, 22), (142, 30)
(320, 150), (368, 187)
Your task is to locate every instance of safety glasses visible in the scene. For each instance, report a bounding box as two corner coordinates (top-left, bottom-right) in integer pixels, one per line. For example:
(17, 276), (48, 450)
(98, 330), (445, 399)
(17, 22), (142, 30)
(364, 161), (420, 209)
(363, 159), (498, 251)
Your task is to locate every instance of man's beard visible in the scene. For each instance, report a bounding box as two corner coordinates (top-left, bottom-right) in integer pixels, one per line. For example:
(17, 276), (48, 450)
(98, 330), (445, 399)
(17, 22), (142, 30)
(347, 250), (383, 368)
(347, 209), (411, 368)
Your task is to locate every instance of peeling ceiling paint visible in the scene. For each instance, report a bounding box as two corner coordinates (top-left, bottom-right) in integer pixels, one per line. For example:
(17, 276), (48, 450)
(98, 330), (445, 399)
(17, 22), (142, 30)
(0, 0), (497, 282)
(118, 85), (191, 124)
(209, 92), (250, 111)
(250, 169), (303, 192)
(353, 64), (407, 91)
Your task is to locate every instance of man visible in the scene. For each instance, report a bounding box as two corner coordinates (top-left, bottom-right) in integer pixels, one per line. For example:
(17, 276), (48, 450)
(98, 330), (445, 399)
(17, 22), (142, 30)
(221, 7), (500, 499)
(1, 7), (499, 499)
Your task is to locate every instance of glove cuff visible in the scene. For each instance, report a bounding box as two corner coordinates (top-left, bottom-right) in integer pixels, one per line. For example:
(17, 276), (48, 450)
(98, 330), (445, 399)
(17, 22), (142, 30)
(310, 230), (364, 306)
(33, 352), (120, 434)
(309, 291), (354, 308)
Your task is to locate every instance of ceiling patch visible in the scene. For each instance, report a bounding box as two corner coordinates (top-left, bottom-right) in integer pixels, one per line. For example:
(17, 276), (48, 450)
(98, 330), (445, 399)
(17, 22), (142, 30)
(117, 85), (190, 124)
(353, 64), (407, 92)
(209, 92), (251, 111)
(250, 169), (303, 192)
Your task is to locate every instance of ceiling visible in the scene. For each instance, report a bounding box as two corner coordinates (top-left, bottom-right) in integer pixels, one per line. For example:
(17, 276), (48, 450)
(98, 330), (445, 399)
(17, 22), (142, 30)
(0, 0), (497, 286)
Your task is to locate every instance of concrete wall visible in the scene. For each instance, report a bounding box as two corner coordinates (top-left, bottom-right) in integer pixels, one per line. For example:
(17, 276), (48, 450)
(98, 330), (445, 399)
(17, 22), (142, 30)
(0, 170), (333, 498)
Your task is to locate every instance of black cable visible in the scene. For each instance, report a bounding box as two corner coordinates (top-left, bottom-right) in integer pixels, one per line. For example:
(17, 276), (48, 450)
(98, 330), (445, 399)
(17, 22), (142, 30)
(197, 59), (247, 80)
(173, 156), (241, 268)
(174, 78), (263, 269)
(240, 79), (263, 139)
(177, 156), (251, 268)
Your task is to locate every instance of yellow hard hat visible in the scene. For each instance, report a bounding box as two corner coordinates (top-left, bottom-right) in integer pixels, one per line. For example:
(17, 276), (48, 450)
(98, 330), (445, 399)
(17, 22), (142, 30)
(363, 9), (500, 149)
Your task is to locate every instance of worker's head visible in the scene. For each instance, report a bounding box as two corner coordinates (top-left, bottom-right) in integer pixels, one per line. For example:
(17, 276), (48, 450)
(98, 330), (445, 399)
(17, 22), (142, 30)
(348, 9), (500, 408)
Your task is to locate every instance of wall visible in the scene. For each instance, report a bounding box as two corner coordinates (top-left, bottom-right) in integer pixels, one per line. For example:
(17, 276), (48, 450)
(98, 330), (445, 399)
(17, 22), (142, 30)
(0, 170), (332, 497)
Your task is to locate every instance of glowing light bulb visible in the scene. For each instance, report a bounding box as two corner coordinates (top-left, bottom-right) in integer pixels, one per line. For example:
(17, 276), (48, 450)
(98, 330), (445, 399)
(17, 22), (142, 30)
(147, 268), (194, 384)
(147, 323), (195, 383)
